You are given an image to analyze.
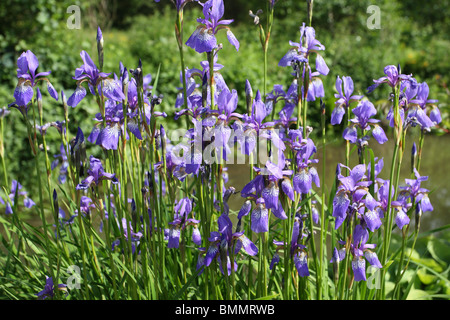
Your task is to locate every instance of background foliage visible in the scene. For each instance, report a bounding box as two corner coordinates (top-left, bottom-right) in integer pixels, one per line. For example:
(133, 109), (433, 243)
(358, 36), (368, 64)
(0, 0), (449, 300)
(0, 0), (448, 194)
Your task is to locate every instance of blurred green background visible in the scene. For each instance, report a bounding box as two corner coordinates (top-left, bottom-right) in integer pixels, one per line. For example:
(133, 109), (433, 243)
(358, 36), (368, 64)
(0, 0), (449, 188)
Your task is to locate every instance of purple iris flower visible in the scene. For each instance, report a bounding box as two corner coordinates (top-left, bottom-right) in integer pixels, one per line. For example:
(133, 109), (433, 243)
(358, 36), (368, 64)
(264, 82), (298, 135)
(311, 200), (320, 224)
(244, 171), (288, 234)
(330, 241), (347, 264)
(169, 124), (205, 181)
(398, 169), (433, 214)
(73, 196), (95, 220)
(238, 199), (252, 220)
(36, 276), (68, 300)
(81, 196), (96, 214)
(386, 80), (439, 131)
(265, 81), (298, 118)
(67, 50), (125, 107)
(234, 90), (270, 156)
(274, 103), (297, 135)
(51, 143), (69, 184)
(185, 0), (239, 53)
(294, 250), (310, 277)
(236, 110), (285, 172)
(88, 101), (123, 150)
(87, 72), (166, 150)
(177, 55), (229, 114)
(350, 225), (382, 281)
(167, 197), (202, 248)
(398, 79), (419, 107)
(279, 23), (328, 75)
(287, 129), (320, 195)
(343, 100), (388, 145)
(208, 88), (243, 161)
(261, 159), (290, 213)
(332, 164), (372, 229)
(112, 217), (143, 254)
(391, 200), (411, 230)
(408, 82), (440, 128)
(290, 215), (310, 277)
(331, 224), (382, 282)
(367, 64), (412, 93)
(174, 69), (201, 111)
(55, 208), (76, 230)
(216, 186), (237, 216)
(76, 155), (119, 190)
(11, 50), (58, 108)
(0, 180), (35, 215)
(374, 178), (393, 221)
(385, 79), (416, 129)
(272, 214), (310, 277)
(270, 252), (280, 270)
(240, 158), (291, 233)
(331, 76), (364, 125)
(353, 192), (381, 232)
(292, 65), (326, 104)
(251, 198), (269, 233)
(201, 214), (257, 276)
(266, 84), (289, 108)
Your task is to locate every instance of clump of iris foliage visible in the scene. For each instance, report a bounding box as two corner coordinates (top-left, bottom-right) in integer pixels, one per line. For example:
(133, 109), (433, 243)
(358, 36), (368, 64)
(0, 0), (448, 300)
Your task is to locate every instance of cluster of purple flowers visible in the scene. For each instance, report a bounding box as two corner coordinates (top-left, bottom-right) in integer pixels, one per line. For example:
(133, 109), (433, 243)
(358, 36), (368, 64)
(371, 65), (441, 131)
(3, 0), (441, 300)
(0, 180), (35, 215)
(330, 161), (433, 281)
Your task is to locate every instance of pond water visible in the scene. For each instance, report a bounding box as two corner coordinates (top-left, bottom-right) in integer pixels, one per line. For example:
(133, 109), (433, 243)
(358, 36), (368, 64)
(226, 133), (450, 233)
(8, 133), (449, 236)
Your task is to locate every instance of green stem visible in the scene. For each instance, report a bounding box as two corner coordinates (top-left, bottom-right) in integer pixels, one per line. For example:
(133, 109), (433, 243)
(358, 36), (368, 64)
(247, 153), (254, 299)
(263, 46), (268, 105)
(339, 210), (355, 300)
(393, 208), (421, 299)
(263, 1), (273, 105)
(176, 10), (190, 130)
(0, 118), (8, 188)
(318, 102), (327, 300)
(416, 129), (425, 171)
(30, 101), (61, 298)
(343, 108), (350, 171)
(378, 86), (402, 300)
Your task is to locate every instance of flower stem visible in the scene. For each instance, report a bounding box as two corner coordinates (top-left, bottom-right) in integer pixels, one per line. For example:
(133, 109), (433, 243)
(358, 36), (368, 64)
(378, 86), (402, 300)
(318, 101), (327, 300)
(0, 118), (8, 188)
(416, 129), (425, 171)
(176, 10), (190, 130)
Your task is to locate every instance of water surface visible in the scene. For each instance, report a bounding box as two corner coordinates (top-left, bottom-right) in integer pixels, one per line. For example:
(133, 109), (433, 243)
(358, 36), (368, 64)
(226, 133), (450, 233)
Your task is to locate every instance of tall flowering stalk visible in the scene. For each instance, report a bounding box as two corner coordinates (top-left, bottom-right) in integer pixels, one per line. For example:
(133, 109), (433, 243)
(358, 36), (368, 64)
(366, 64), (439, 299)
(155, 0), (199, 129)
(1, 0), (444, 302)
(250, 0), (279, 108)
(0, 107), (10, 188)
(185, 0), (239, 216)
(278, 0), (328, 297)
(7, 50), (65, 298)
